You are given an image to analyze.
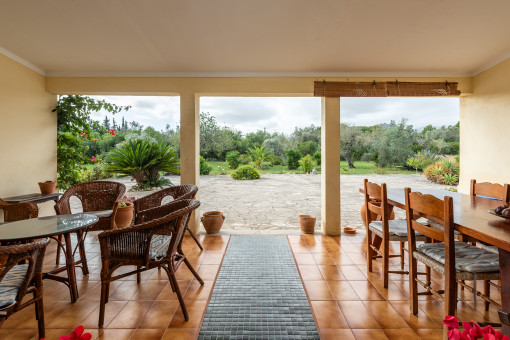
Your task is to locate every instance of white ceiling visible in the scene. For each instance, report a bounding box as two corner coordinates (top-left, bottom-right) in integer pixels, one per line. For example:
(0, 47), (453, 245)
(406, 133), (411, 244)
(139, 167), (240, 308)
(1, 0), (510, 77)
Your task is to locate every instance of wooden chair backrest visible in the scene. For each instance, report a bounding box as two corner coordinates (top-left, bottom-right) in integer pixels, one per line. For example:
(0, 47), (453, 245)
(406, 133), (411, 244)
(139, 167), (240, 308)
(470, 179), (510, 203)
(363, 179), (392, 226)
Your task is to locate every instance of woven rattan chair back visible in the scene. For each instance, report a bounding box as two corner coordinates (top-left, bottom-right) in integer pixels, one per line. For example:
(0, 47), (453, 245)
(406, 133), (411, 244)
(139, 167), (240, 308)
(0, 238), (50, 338)
(0, 199), (39, 222)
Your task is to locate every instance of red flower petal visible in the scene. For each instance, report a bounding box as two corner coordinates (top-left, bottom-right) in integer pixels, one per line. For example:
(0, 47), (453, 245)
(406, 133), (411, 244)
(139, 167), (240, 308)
(444, 315), (459, 329)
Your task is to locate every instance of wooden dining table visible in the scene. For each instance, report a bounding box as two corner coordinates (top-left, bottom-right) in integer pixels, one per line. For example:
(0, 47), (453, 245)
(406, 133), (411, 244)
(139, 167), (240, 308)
(382, 188), (510, 334)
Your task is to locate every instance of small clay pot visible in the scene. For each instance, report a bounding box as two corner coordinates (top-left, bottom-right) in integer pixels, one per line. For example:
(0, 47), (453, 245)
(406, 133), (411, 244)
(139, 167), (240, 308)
(202, 211), (225, 234)
(115, 202), (134, 228)
(299, 214), (316, 234)
(38, 181), (57, 195)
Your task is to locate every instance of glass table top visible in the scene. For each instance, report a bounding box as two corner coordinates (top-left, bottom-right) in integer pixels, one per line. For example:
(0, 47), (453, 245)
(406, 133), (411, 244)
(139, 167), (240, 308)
(0, 214), (99, 241)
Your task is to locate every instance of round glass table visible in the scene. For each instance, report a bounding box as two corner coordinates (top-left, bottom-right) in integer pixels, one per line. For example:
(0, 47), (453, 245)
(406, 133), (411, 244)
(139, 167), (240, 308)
(0, 213), (99, 302)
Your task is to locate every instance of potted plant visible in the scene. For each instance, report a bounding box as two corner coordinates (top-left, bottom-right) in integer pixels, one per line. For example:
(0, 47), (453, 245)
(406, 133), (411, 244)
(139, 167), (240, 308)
(114, 196), (135, 228)
(201, 211), (225, 234)
(38, 180), (57, 195)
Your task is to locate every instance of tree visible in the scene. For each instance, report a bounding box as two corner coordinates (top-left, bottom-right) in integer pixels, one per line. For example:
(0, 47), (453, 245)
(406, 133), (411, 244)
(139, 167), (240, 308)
(340, 124), (363, 168)
(54, 95), (129, 189)
(406, 150), (439, 173)
(263, 134), (287, 159)
(246, 145), (275, 169)
(374, 119), (418, 168)
(297, 141), (318, 156)
(102, 116), (110, 131)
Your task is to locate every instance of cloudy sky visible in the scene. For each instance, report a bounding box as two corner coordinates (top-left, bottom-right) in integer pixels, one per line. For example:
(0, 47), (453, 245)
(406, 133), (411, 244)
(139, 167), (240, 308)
(90, 95), (459, 134)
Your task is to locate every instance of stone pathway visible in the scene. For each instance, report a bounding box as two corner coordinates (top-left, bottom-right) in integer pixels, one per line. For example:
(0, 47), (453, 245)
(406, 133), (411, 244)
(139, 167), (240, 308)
(107, 174), (452, 232)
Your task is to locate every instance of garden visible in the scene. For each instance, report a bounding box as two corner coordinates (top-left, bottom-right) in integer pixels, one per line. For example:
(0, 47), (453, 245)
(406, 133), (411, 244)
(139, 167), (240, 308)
(56, 95), (460, 190)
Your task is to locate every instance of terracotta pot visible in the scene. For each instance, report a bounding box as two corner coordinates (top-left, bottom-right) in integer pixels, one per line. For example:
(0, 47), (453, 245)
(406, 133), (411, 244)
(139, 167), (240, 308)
(201, 211), (225, 234)
(299, 214), (316, 234)
(360, 201), (395, 227)
(38, 181), (57, 195)
(115, 202), (134, 228)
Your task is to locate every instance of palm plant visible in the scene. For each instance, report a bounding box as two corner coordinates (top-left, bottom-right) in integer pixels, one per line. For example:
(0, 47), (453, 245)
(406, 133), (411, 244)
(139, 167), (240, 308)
(247, 145), (275, 169)
(106, 139), (179, 186)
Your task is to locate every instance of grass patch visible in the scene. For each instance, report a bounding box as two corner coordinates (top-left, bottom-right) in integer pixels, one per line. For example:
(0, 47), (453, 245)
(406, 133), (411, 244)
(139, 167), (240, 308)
(206, 160), (417, 175)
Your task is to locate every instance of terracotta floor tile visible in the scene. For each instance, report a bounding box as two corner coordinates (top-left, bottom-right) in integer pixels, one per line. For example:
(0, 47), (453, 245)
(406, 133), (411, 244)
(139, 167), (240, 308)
(294, 253), (317, 264)
(297, 264), (324, 280)
(47, 299), (99, 329)
(388, 301), (440, 329)
(0, 329), (37, 340)
(161, 328), (197, 340)
(320, 328), (356, 339)
(329, 252), (355, 265)
(158, 280), (192, 300)
(310, 301), (349, 329)
(349, 280), (385, 301)
(131, 280), (168, 300)
(130, 328), (166, 339)
(311, 252), (336, 265)
(351, 329), (389, 340)
(107, 300), (153, 329)
(81, 301), (128, 329)
(340, 265), (367, 280)
(338, 301), (381, 329)
(196, 264), (220, 280)
(363, 301), (409, 329)
(29, 329), (75, 340)
(318, 265), (346, 280)
(383, 328), (420, 340)
(200, 251), (225, 265)
(138, 300), (180, 328)
(304, 280), (335, 300)
(168, 300), (207, 328)
(183, 280), (214, 300)
(413, 328), (444, 339)
(326, 280), (360, 301)
(98, 329), (134, 339)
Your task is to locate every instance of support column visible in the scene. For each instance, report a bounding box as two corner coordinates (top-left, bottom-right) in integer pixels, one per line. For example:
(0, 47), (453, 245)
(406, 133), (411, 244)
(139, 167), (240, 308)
(180, 92), (201, 233)
(321, 97), (341, 236)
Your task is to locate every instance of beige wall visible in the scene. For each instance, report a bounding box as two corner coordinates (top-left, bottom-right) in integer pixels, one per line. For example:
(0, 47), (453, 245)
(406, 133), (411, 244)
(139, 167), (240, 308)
(0, 54), (57, 218)
(459, 59), (510, 193)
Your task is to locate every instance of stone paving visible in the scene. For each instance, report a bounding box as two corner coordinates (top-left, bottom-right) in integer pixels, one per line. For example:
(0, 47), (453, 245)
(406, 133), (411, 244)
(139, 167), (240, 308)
(106, 173), (452, 233)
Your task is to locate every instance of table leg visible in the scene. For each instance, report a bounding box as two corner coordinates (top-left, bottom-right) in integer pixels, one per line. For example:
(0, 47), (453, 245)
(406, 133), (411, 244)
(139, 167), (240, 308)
(498, 248), (510, 335)
(64, 233), (79, 302)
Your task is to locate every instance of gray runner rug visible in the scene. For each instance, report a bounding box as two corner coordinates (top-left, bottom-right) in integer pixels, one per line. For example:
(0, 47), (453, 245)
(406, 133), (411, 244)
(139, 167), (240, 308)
(198, 235), (320, 340)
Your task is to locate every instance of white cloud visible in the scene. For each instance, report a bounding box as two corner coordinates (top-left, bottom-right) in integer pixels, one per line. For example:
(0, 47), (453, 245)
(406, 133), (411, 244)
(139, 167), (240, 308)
(89, 95), (459, 134)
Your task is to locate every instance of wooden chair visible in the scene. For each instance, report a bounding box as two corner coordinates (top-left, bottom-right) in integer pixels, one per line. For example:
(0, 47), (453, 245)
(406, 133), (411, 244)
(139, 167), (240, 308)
(97, 199), (202, 328)
(134, 185), (202, 250)
(0, 238), (50, 339)
(363, 179), (426, 288)
(0, 199), (38, 222)
(405, 188), (500, 317)
(54, 181), (126, 274)
(470, 179), (510, 203)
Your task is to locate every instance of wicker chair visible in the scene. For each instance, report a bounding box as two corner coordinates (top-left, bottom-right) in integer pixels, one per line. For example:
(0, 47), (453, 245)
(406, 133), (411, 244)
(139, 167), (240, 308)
(0, 199), (39, 222)
(0, 238), (50, 339)
(54, 181), (126, 274)
(134, 185), (202, 250)
(97, 199), (202, 328)
(405, 188), (500, 317)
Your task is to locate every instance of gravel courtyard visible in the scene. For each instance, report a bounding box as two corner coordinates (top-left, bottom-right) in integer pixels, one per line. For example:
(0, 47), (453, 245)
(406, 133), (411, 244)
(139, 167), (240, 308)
(115, 174), (452, 233)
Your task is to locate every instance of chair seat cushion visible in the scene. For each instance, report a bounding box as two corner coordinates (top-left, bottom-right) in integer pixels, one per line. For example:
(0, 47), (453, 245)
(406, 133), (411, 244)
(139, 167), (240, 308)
(87, 210), (113, 219)
(0, 264), (28, 309)
(479, 243), (499, 255)
(149, 235), (171, 259)
(417, 242), (499, 273)
(369, 219), (410, 237)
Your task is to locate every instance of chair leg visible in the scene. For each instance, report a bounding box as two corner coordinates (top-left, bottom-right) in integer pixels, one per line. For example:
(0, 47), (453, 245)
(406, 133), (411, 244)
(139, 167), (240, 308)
(35, 298), (45, 339)
(105, 282), (110, 304)
(99, 283), (108, 328)
(77, 230), (89, 275)
(137, 267), (141, 284)
(366, 229), (373, 272)
(484, 280), (490, 311)
(400, 241), (405, 270)
(184, 257), (204, 285)
(170, 273), (188, 321)
(409, 256), (419, 315)
(56, 234), (62, 266)
(383, 235), (389, 289)
(187, 226), (203, 251)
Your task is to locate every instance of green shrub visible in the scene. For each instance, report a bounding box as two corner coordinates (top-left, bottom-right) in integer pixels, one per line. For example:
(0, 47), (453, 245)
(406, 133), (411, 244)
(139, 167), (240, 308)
(298, 155), (315, 174)
(106, 138), (179, 186)
(231, 165), (260, 180)
(375, 167), (387, 174)
(423, 158), (460, 185)
(226, 151), (241, 169)
(200, 156), (212, 175)
(297, 141), (318, 156)
(406, 150), (439, 172)
(271, 156), (284, 166)
(313, 151), (321, 166)
(286, 149), (302, 170)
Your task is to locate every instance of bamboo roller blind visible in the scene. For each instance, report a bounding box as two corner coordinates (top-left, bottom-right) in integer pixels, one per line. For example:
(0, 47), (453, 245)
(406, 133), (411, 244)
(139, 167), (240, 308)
(314, 81), (461, 97)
